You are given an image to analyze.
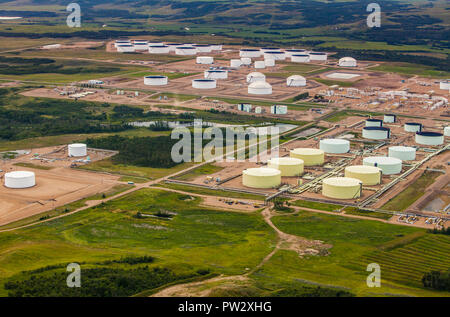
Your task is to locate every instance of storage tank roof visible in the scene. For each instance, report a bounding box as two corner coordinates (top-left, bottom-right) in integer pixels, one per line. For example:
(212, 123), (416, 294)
(366, 118), (383, 122)
(5, 171), (35, 178)
(389, 146), (415, 152)
(287, 75), (306, 81)
(405, 122), (422, 126)
(268, 157), (304, 165)
(249, 81), (271, 89)
(244, 167), (281, 177)
(364, 156), (402, 165)
(248, 72), (265, 77)
(241, 48), (260, 51)
(291, 148), (324, 155)
(339, 57), (356, 62)
(321, 138), (349, 145)
(323, 177), (361, 187)
(346, 165), (381, 174)
(416, 131), (443, 137)
(363, 127), (390, 131)
(70, 143), (86, 148)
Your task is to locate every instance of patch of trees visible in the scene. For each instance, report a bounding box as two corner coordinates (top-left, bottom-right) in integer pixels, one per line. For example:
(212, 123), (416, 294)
(293, 92), (309, 101)
(272, 285), (354, 297)
(422, 270), (450, 291)
(428, 227), (450, 235)
(149, 121), (171, 131)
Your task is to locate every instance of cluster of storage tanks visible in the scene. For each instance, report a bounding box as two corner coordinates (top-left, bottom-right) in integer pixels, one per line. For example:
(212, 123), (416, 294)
(115, 40), (223, 55)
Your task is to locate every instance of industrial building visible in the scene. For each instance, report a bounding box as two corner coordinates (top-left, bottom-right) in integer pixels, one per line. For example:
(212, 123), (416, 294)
(69, 143), (87, 157)
(415, 131), (444, 146)
(286, 75), (306, 87)
(365, 119), (383, 127)
(246, 72), (266, 83)
(339, 57), (357, 67)
(242, 167), (281, 189)
(290, 148), (325, 166)
(144, 75), (168, 86)
(404, 122), (422, 133)
(384, 114), (397, 123)
(197, 56), (214, 64)
(271, 105), (288, 115)
(389, 146), (416, 161)
(248, 81), (272, 95)
(363, 156), (402, 175)
(4, 171), (36, 189)
(322, 177), (362, 200)
(320, 139), (350, 154)
(240, 49), (261, 58)
(267, 157), (304, 176)
(192, 79), (217, 89)
(309, 52), (327, 61)
(291, 54), (310, 63)
(205, 70), (228, 80)
(362, 127), (390, 140)
(238, 104), (252, 112)
(345, 166), (381, 186)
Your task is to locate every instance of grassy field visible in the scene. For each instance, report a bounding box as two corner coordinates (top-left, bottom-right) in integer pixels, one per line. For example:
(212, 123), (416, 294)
(370, 63), (450, 78)
(270, 210), (449, 296)
(13, 162), (54, 170)
(343, 207), (393, 220)
(291, 200), (343, 212)
(174, 163), (224, 181)
(382, 171), (442, 211)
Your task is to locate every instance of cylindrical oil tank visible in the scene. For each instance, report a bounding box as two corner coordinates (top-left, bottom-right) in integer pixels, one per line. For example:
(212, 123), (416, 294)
(362, 127), (390, 140)
(290, 148), (325, 166)
(204, 70), (228, 80)
(286, 75), (306, 87)
(363, 156), (402, 175)
(192, 44), (212, 53)
(267, 157), (304, 176)
(254, 61), (265, 69)
(246, 72), (266, 83)
(230, 59), (242, 68)
(117, 44), (135, 53)
(320, 139), (350, 154)
(309, 52), (327, 61)
(261, 47), (281, 54)
(339, 57), (357, 67)
(144, 75), (168, 86)
(264, 59), (275, 67)
(445, 126), (450, 137)
(175, 46), (197, 55)
(68, 143), (87, 157)
(439, 80), (450, 90)
(197, 56), (214, 64)
(133, 43), (148, 51)
(192, 79), (217, 89)
(165, 43), (183, 52)
(285, 49), (306, 58)
(242, 168), (281, 189)
(4, 171), (36, 189)
(365, 119), (383, 127)
(345, 166), (381, 186)
(248, 81), (272, 95)
(389, 146), (416, 161)
(291, 54), (310, 63)
(415, 131), (444, 146)
(384, 114), (397, 123)
(148, 45), (170, 54)
(240, 49), (261, 58)
(322, 177), (362, 200)
(404, 122), (422, 133)
(210, 44), (222, 51)
(263, 51), (286, 61)
(240, 57), (252, 66)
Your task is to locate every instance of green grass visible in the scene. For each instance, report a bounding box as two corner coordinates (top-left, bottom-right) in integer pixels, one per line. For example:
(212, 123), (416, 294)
(370, 63), (450, 79)
(313, 78), (358, 87)
(292, 200), (343, 212)
(343, 207), (392, 220)
(174, 163), (224, 181)
(382, 171), (442, 211)
(13, 162), (53, 170)
(123, 71), (198, 80)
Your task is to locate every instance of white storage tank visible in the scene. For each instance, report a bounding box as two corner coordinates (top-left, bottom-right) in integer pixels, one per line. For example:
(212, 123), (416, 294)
(404, 122), (422, 133)
(362, 127), (390, 140)
(192, 79), (216, 89)
(240, 49), (261, 58)
(197, 56), (214, 64)
(384, 114), (397, 123)
(246, 72), (266, 83)
(210, 44), (223, 51)
(320, 139), (350, 154)
(204, 70), (228, 80)
(445, 126), (450, 137)
(115, 40), (131, 48)
(309, 52), (327, 61)
(389, 146), (416, 161)
(4, 171), (36, 189)
(144, 75), (168, 86)
(242, 167), (281, 189)
(248, 81), (272, 95)
(149, 45), (170, 54)
(133, 43), (149, 51)
(117, 44), (135, 53)
(322, 177), (362, 200)
(175, 46), (197, 55)
(192, 44), (212, 53)
(286, 75), (306, 87)
(415, 131), (444, 146)
(230, 59), (242, 68)
(363, 156), (402, 175)
(267, 157), (304, 177)
(439, 80), (450, 90)
(285, 49), (306, 58)
(291, 54), (310, 63)
(264, 59), (275, 67)
(365, 119), (383, 127)
(165, 43), (183, 52)
(261, 47), (281, 53)
(290, 148), (325, 166)
(345, 166), (381, 186)
(240, 57), (252, 66)
(264, 51), (286, 61)
(69, 143), (87, 157)
(339, 57), (357, 67)
(254, 61), (266, 69)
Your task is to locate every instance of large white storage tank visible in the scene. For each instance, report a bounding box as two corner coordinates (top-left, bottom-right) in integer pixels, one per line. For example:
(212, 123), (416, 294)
(309, 52), (327, 61)
(4, 171), (36, 189)
(242, 167), (281, 189)
(404, 122), (422, 133)
(144, 75), (168, 86)
(267, 157), (304, 176)
(320, 139), (350, 154)
(204, 70), (228, 80)
(240, 57), (252, 66)
(115, 40), (131, 48)
(363, 127), (390, 140)
(290, 148), (325, 166)
(134, 43), (149, 51)
(254, 61), (266, 69)
(445, 127), (450, 137)
(365, 119), (383, 127)
(248, 81), (272, 95)
(246, 72), (266, 83)
(286, 75), (306, 87)
(175, 46), (197, 55)
(192, 44), (212, 53)
(389, 146), (416, 161)
(240, 49), (261, 58)
(149, 45), (170, 54)
(230, 59), (242, 68)
(69, 143), (87, 157)
(322, 177), (362, 200)
(117, 44), (135, 53)
(210, 44), (223, 51)
(291, 54), (310, 63)
(192, 79), (217, 89)
(165, 43), (183, 52)
(264, 51), (286, 61)
(363, 156), (402, 175)
(415, 131), (444, 146)
(339, 57), (357, 67)
(345, 166), (381, 186)
(439, 80), (450, 90)
(261, 47), (281, 53)
(384, 114), (397, 123)
(264, 58), (275, 67)
(285, 49), (306, 58)
(197, 56), (214, 64)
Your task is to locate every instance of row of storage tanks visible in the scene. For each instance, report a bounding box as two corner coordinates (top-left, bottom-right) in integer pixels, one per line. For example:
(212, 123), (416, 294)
(241, 136), (431, 199)
(115, 40), (223, 55)
(2, 144), (88, 189)
(363, 116), (448, 146)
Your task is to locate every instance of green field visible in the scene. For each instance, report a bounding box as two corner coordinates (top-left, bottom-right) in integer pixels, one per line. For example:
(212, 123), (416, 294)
(174, 163), (224, 181)
(370, 63), (450, 79)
